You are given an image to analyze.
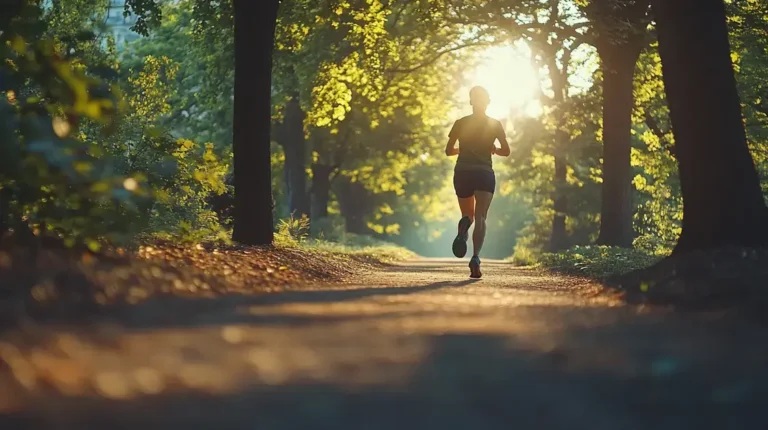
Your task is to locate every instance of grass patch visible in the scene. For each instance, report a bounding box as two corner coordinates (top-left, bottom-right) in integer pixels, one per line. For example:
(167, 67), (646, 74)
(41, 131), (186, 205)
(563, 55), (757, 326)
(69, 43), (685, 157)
(512, 245), (663, 279)
(274, 216), (415, 265)
(304, 240), (415, 264)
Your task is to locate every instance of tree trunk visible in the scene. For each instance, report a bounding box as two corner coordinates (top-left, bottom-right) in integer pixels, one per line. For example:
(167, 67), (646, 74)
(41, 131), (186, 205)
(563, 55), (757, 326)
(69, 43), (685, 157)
(336, 179), (371, 235)
(652, 0), (768, 253)
(596, 40), (644, 248)
(311, 164), (334, 220)
(545, 57), (572, 253)
(278, 97), (310, 217)
(231, 0), (278, 245)
(548, 133), (569, 252)
(0, 188), (8, 240)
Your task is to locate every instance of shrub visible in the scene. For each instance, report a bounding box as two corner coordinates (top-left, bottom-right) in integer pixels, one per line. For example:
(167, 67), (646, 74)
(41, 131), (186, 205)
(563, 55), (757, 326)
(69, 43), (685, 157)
(274, 214), (311, 246)
(633, 234), (674, 256)
(0, 33), (151, 249)
(1, 25), (229, 249)
(523, 245), (661, 279)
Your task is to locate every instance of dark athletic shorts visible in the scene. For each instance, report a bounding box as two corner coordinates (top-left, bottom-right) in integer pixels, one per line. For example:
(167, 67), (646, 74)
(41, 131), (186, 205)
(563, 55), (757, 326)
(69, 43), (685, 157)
(453, 169), (496, 198)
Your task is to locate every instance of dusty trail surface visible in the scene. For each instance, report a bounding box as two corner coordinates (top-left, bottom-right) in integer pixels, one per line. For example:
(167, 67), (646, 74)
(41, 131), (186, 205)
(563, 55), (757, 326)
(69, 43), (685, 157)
(2, 259), (768, 429)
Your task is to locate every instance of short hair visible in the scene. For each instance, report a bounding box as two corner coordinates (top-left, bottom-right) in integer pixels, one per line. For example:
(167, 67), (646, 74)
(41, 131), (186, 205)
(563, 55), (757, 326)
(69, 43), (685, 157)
(469, 86), (490, 103)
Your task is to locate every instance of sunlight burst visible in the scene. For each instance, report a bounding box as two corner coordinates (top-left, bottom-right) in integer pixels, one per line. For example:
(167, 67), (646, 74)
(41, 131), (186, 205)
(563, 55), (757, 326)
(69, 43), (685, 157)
(467, 44), (541, 120)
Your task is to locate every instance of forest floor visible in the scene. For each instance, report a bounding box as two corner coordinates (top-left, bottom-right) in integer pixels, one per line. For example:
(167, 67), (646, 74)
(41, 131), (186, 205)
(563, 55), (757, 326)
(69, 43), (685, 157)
(1, 250), (768, 429)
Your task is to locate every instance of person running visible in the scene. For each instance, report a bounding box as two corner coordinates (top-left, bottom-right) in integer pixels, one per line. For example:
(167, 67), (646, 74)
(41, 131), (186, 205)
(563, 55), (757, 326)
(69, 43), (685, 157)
(444, 86), (510, 279)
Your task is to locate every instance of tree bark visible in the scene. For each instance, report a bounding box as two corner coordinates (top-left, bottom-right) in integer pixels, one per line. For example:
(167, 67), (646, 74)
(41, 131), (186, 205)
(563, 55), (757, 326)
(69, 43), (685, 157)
(336, 179), (371, 235)
(311, 164), (335, 221)
(652, 0), (768, 253)
(277, 97), (310, 218)
(548, 131), (569, 252)
(0, 188), (8, 240)
(547, 65), (570, 253)
(231, 0), (278, 245)
(596, 40), (644, 248)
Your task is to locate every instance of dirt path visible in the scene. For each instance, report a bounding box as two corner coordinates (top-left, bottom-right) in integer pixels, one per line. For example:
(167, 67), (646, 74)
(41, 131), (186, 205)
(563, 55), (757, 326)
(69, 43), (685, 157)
(2, 259), (768, 429)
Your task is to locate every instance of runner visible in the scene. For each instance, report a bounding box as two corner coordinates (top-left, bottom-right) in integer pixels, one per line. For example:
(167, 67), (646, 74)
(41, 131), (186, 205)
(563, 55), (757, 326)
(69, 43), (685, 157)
(444, 86), (511, 278)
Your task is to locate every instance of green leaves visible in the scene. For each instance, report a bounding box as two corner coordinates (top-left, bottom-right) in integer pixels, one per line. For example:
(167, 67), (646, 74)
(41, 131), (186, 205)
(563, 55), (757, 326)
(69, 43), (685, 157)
(124, 0), (163, 36)
(0, 1), (228, 247)
(534, 245), (660, 278)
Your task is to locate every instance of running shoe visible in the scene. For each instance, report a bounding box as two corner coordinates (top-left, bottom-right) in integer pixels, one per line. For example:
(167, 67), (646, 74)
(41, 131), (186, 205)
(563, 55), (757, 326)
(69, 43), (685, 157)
(451, 216), (472, 258)
(469, 255), (482, 279)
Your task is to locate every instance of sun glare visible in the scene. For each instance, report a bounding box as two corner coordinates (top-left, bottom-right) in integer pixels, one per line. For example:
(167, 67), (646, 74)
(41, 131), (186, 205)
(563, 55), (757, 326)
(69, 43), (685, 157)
(467, 44), (541, 120)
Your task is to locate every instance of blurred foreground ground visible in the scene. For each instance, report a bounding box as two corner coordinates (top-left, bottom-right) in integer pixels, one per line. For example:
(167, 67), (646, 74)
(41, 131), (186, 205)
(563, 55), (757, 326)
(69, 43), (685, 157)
(1, 258), (768, 429)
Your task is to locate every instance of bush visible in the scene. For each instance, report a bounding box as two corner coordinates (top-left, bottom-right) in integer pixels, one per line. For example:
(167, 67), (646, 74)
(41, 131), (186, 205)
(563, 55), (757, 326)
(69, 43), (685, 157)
(274, 214), (311, 246)
(0, 32), (152, 249)
(521, 245), (661, 279)
(1, 20), (230, 249)
(633, 234), (674, 256)
(509, 241), (543, 266)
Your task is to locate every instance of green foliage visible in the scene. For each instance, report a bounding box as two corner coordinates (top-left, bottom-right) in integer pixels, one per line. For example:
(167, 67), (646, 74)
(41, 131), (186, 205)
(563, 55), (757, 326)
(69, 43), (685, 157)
(632, 46), (682, 248)
(274, 214), (311, 246)
(0, 26), (148, 248)
(632, 234), (673, 256)
(305, 235), (416, 263)
(124, 0), (474, 247)
(273, 211), (414, 261)
(122, 2), (234, 148)
(519, 245), (660, 278)
(5, 0), (768, 265)
(1, 1), (230, 249)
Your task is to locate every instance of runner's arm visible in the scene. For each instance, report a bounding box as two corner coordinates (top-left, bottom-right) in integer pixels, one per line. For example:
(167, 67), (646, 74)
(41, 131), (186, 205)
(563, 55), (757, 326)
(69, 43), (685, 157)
(494, 122), (511, 156)
(445, 120), (460, 156)
(495, 136), (511, 156)
(445, 136), (459, 156)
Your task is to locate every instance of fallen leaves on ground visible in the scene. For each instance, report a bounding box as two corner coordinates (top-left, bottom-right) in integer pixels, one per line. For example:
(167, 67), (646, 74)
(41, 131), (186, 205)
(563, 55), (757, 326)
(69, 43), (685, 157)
(0, 241), (388, 327)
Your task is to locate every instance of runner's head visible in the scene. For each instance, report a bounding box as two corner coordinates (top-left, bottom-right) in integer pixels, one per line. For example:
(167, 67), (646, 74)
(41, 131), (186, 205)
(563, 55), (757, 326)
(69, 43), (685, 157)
(469, 86), (490, 113)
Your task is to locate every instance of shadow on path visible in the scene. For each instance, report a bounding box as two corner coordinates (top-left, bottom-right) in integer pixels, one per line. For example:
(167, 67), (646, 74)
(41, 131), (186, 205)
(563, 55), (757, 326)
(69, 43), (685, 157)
(3, 331), (768, 430)
(3, 262), (768, 429)
(14, 279), (481, 331)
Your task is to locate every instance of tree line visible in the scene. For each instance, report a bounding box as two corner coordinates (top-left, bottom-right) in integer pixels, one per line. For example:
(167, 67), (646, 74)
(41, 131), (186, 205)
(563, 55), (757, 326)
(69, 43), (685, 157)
(239, 0), (768, 256)
(2, 0), (767, 261)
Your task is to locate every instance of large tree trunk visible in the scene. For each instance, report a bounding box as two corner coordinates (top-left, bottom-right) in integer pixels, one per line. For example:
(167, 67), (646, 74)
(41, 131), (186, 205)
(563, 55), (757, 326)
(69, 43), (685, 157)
(596, 39), (644, 248)
(231, 0), (278, 245)
(311, 164), (334, 220)
(652, 0), (768, 253)
(277, 97), (310, 217)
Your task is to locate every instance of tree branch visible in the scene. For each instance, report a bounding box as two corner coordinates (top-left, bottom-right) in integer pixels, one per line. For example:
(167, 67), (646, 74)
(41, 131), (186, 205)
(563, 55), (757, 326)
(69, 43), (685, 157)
(385, 41), (491, 74)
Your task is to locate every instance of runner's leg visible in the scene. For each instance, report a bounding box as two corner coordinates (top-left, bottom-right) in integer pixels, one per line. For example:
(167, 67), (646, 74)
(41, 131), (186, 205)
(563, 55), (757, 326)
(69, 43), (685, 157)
(452, 171), (475, 258)
(472, 191), (493, 257)
(458, 196), (475, 224)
